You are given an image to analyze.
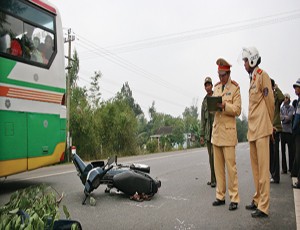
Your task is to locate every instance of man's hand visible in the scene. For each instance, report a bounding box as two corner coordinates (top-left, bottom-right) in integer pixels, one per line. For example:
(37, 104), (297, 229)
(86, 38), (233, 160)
(217, 102), (226, 110)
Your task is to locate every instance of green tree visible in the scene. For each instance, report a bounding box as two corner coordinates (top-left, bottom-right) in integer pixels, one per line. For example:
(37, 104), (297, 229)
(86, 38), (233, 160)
(236, 113), (248, 142)
(96, 98), (138, 157)
(68, 50), (99, 159)
(169, 117), (185, 147)
(190, 123), (201, 147)
(182, 104), (200, 147)
(70, 86), (100, 159)
(68, 49), (79, 87)
(148, 101), (156, 121)
(89, 71), (102, 109)
(136, 114), (149, 151)
(116, 82), (143, 116)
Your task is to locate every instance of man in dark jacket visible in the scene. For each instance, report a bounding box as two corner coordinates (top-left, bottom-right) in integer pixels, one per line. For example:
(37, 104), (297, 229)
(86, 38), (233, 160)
(291, 78), (300, 188)
(270, 79), (284, 183)
(200, 77), (216, 188)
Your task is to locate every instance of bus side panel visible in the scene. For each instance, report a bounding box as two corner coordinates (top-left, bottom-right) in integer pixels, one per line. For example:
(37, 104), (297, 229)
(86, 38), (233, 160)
(27, 113), (64, 170)
(60, 118), (66, 142)
(27, 113), (60, 157)
(0, 111), (28, 177)
(0, 111), (27, 160)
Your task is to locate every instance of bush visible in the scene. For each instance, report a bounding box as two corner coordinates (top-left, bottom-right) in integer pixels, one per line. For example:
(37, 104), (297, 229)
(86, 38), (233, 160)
(0, 184), (75, 230)
(146, 140), (158, 153)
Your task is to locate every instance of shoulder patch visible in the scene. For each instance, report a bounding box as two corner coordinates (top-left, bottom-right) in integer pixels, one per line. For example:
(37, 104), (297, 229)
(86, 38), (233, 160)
(214, 81), (221, 87)
(263, 87), (269, 97)
(231, 80), (239, 87)
(257, 68), (263, 74)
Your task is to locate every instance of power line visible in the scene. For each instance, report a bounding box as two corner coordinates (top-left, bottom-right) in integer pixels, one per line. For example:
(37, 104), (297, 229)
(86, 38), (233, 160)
(69, 9), (300, 116)
(80, 9), (300, 55)
(72, 9), (300, 111)
(108, 9), (300, 53)
(74, 33), (195, 99)
(78, 66), (190, 110)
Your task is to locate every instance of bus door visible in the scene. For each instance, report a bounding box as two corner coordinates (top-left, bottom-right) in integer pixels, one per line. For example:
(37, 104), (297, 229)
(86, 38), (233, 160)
(27, 113), (61, 170)
(0, 111), (28, 176)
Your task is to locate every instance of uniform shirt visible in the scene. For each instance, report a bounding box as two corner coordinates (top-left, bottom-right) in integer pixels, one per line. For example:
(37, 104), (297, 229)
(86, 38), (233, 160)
(247, 67), (274, 141)
(211, 77), (241, 147)
(280, 104), (294, 133)
(200, 94), (214, 142)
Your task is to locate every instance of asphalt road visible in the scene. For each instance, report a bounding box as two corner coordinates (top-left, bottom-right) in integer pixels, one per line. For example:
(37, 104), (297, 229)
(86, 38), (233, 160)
(0, 143), (296, 230)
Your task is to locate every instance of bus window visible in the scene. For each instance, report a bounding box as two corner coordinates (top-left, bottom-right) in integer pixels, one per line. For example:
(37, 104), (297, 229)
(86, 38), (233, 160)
(0, 1), (55, 67)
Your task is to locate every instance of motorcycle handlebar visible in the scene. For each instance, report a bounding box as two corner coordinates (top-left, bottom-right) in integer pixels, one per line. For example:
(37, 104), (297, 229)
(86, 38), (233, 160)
(104, 165), (113, 174)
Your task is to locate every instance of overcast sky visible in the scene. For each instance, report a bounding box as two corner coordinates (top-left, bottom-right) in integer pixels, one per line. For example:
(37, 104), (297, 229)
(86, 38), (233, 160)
(50, 0), (300, 119)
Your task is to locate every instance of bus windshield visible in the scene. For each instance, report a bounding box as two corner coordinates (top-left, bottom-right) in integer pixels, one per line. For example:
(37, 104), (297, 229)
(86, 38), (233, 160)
(0, 0), (56, 66)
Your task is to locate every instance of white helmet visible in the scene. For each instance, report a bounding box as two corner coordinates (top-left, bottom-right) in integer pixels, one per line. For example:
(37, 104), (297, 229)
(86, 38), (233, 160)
(242, 47), (260, 67)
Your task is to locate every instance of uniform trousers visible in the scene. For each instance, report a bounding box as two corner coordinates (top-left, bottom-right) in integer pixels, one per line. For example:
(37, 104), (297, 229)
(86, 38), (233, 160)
(281, 132), (295, 172)
(270, 132), (280, 182)
(213, 145), (240, 203)
(207, 141), (216, 184)
(249, 135), (270, 215)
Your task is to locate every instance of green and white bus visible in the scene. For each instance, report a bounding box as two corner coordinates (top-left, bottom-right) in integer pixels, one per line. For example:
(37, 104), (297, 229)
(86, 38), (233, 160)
(0, 0), (66, 177)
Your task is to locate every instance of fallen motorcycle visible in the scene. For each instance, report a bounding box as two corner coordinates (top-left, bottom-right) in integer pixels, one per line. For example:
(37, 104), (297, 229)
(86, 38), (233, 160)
(72, 152), (161, 204)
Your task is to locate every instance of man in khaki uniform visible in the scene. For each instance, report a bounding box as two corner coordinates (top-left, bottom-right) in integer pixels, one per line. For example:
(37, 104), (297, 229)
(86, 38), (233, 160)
(242, 47), (274, 218)
(211, 58), (241, 211)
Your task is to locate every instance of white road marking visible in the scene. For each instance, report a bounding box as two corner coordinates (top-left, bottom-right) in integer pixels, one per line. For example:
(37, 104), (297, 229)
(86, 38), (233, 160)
(12, 170), (76, 181)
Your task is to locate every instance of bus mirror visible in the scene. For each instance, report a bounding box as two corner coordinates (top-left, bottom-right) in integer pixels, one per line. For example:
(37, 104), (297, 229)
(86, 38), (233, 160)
(0, 34), (11, 53)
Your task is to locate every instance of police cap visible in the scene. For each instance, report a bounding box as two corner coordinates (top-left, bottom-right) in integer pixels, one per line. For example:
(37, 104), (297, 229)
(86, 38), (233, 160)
(216, 58), (231, 74)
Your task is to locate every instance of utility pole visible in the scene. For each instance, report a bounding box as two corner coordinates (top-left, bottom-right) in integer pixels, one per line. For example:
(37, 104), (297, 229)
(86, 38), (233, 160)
(64, 28), (75, 162)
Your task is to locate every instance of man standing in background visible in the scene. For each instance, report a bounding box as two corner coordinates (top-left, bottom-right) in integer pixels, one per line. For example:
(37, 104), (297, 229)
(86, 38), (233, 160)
(280, 93), (295, 174)
(292, 99), (299, 177)
(269, 79), (284, 183)
(292, 79), (300, 189)
(200, 77), (216, 188)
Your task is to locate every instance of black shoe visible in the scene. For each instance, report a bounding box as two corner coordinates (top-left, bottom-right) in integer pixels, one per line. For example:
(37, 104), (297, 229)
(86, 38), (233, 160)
(207, 181), (211, 186)
(212, 199), (225, 206)
(229, 202), (238, 211)
(211, 182), (216, 188)
(251, 209), (268, 218)
(270, 178), (279, 184)
(245, 201), (257, 210)
(292, 182), (300, 189)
